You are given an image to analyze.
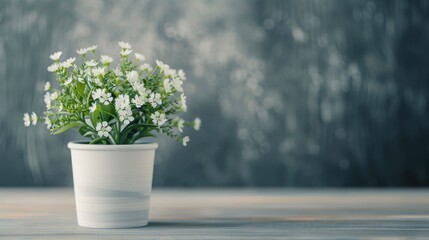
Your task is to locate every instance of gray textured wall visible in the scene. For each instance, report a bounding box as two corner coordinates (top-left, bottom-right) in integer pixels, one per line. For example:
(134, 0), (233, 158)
(1, 0), (428, 186)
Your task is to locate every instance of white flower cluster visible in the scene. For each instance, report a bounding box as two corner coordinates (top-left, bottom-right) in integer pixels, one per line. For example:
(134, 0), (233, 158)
(115, 94), (134, 126)
(47, 51), (76, 72)
(76, 45), (98, 55)
(148, 92), (162, 108)
(100, 55), (113, 65)
(96, 121), (111, 137)
(150, 111), (167, 126)
(61, 57), (76, 68)
(44, 117), (52, 129)
(25, 42), (201, 146)
(44, 91), (59, 110)
(92, 89), (113, 105)
(126, 70), (139, 83)
(157, 60), (186, 95)
(132, 94), (147, 108)
(180, 93), (187, 112)
(23, 112), (37, 127)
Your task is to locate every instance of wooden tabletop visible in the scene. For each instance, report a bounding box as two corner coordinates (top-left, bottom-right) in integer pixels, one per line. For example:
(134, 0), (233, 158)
(0, 188), (428, 239)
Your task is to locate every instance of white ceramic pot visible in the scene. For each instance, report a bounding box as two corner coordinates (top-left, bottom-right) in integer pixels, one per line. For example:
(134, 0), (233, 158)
(68, 141), (158, 228)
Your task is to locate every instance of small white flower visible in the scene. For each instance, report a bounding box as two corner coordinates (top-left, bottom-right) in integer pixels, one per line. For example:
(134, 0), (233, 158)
(43, 91), (59, 110)
(164, 68), (176, 77)
(132, 82), (146, 95)
(47, 63), (60, 72)
(44, 117), (52, 129)
(182, 136), (190, 146)
(155, 60), (164, 67)
(50, 92), (58, 102)
(92, 67), (105, 77)
(156, 60), (170, 73)
(172, 78), (183, 92)
(89, 102), (97, 113)
(118, 108), (134, 125)
(118, 41), (132, 49)
(87, 45), (97, 51)
(148, 92), (162, 108)
(64, 77), (73, 86)
(61, 57), (76, 68)
(23, 113), (31, 127)
(61, 62), (71, 69)
(135, 53), (145, 61)
(44, 92), (52, 109)
(163, 79), (172, 93)
(76, 48), (89, 55)
(68, 57), (76, 64)
(96, 121), (112, 137)
(49, 51), (62, 61)
(150, 111), (167, 126)
(44, 82), (51, 91)
(115, 94), (130, 111)
(177, 69), (186, 81)
(92, 89), (112, 105)
(193, 117), (201, 131)
(175, 118), (185, 133)
(85, 60), (98, 67)
(100, 92), (112, 105)
(132, 94), (146, 108)
(31, 112), (38, 125)
(113, 68), (123, 77)
(180, 93), (187, 112)
(100, 55), (113, 64)
(120, 49), (132, 56)
(139, 63), (153, 72)
(126, 70), (139, 83)
(92, 89), (103, 100)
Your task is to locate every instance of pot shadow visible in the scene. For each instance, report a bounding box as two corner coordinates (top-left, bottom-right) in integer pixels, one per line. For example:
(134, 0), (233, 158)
(147, 219), (275, 229)
(148, 221), (242, 229)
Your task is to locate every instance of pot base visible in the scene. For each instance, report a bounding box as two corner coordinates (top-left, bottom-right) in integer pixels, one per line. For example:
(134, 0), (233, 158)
(78, 220), (148, 229)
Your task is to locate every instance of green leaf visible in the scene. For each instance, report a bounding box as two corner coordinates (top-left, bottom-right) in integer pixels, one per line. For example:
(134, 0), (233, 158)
(89, 137), (105, 144)
(91, 108), (100, 127)
(99, 107), (116, 119)
(83, 131), (96, 137)
(131, 132), (156, 144)
(79, 126), (89, 136)
(100, 104), (115, 121)
(79, 126), (96, 138)
(122, 123), (156, 134)
(76, 81), (85, 96)
(119, 123), (156, 143)
(53, 122), (83, 135)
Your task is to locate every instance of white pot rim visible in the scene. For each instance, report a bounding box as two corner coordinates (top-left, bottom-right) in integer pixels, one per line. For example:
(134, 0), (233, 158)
(68, 141), (158, 151)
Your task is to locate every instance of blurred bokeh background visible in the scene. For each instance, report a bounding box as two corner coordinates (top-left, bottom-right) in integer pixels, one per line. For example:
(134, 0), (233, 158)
(1, 0), (428, 187)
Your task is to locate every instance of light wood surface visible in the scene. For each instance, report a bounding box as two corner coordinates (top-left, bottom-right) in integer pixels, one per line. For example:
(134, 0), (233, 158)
(0, 188), (428, 239)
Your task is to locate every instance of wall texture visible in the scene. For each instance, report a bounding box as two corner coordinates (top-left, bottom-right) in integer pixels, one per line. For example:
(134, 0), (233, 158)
(1, 0), (428, 186)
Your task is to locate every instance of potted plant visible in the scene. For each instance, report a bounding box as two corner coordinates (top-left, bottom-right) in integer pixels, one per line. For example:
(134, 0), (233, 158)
(23, 41), (201, 228)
